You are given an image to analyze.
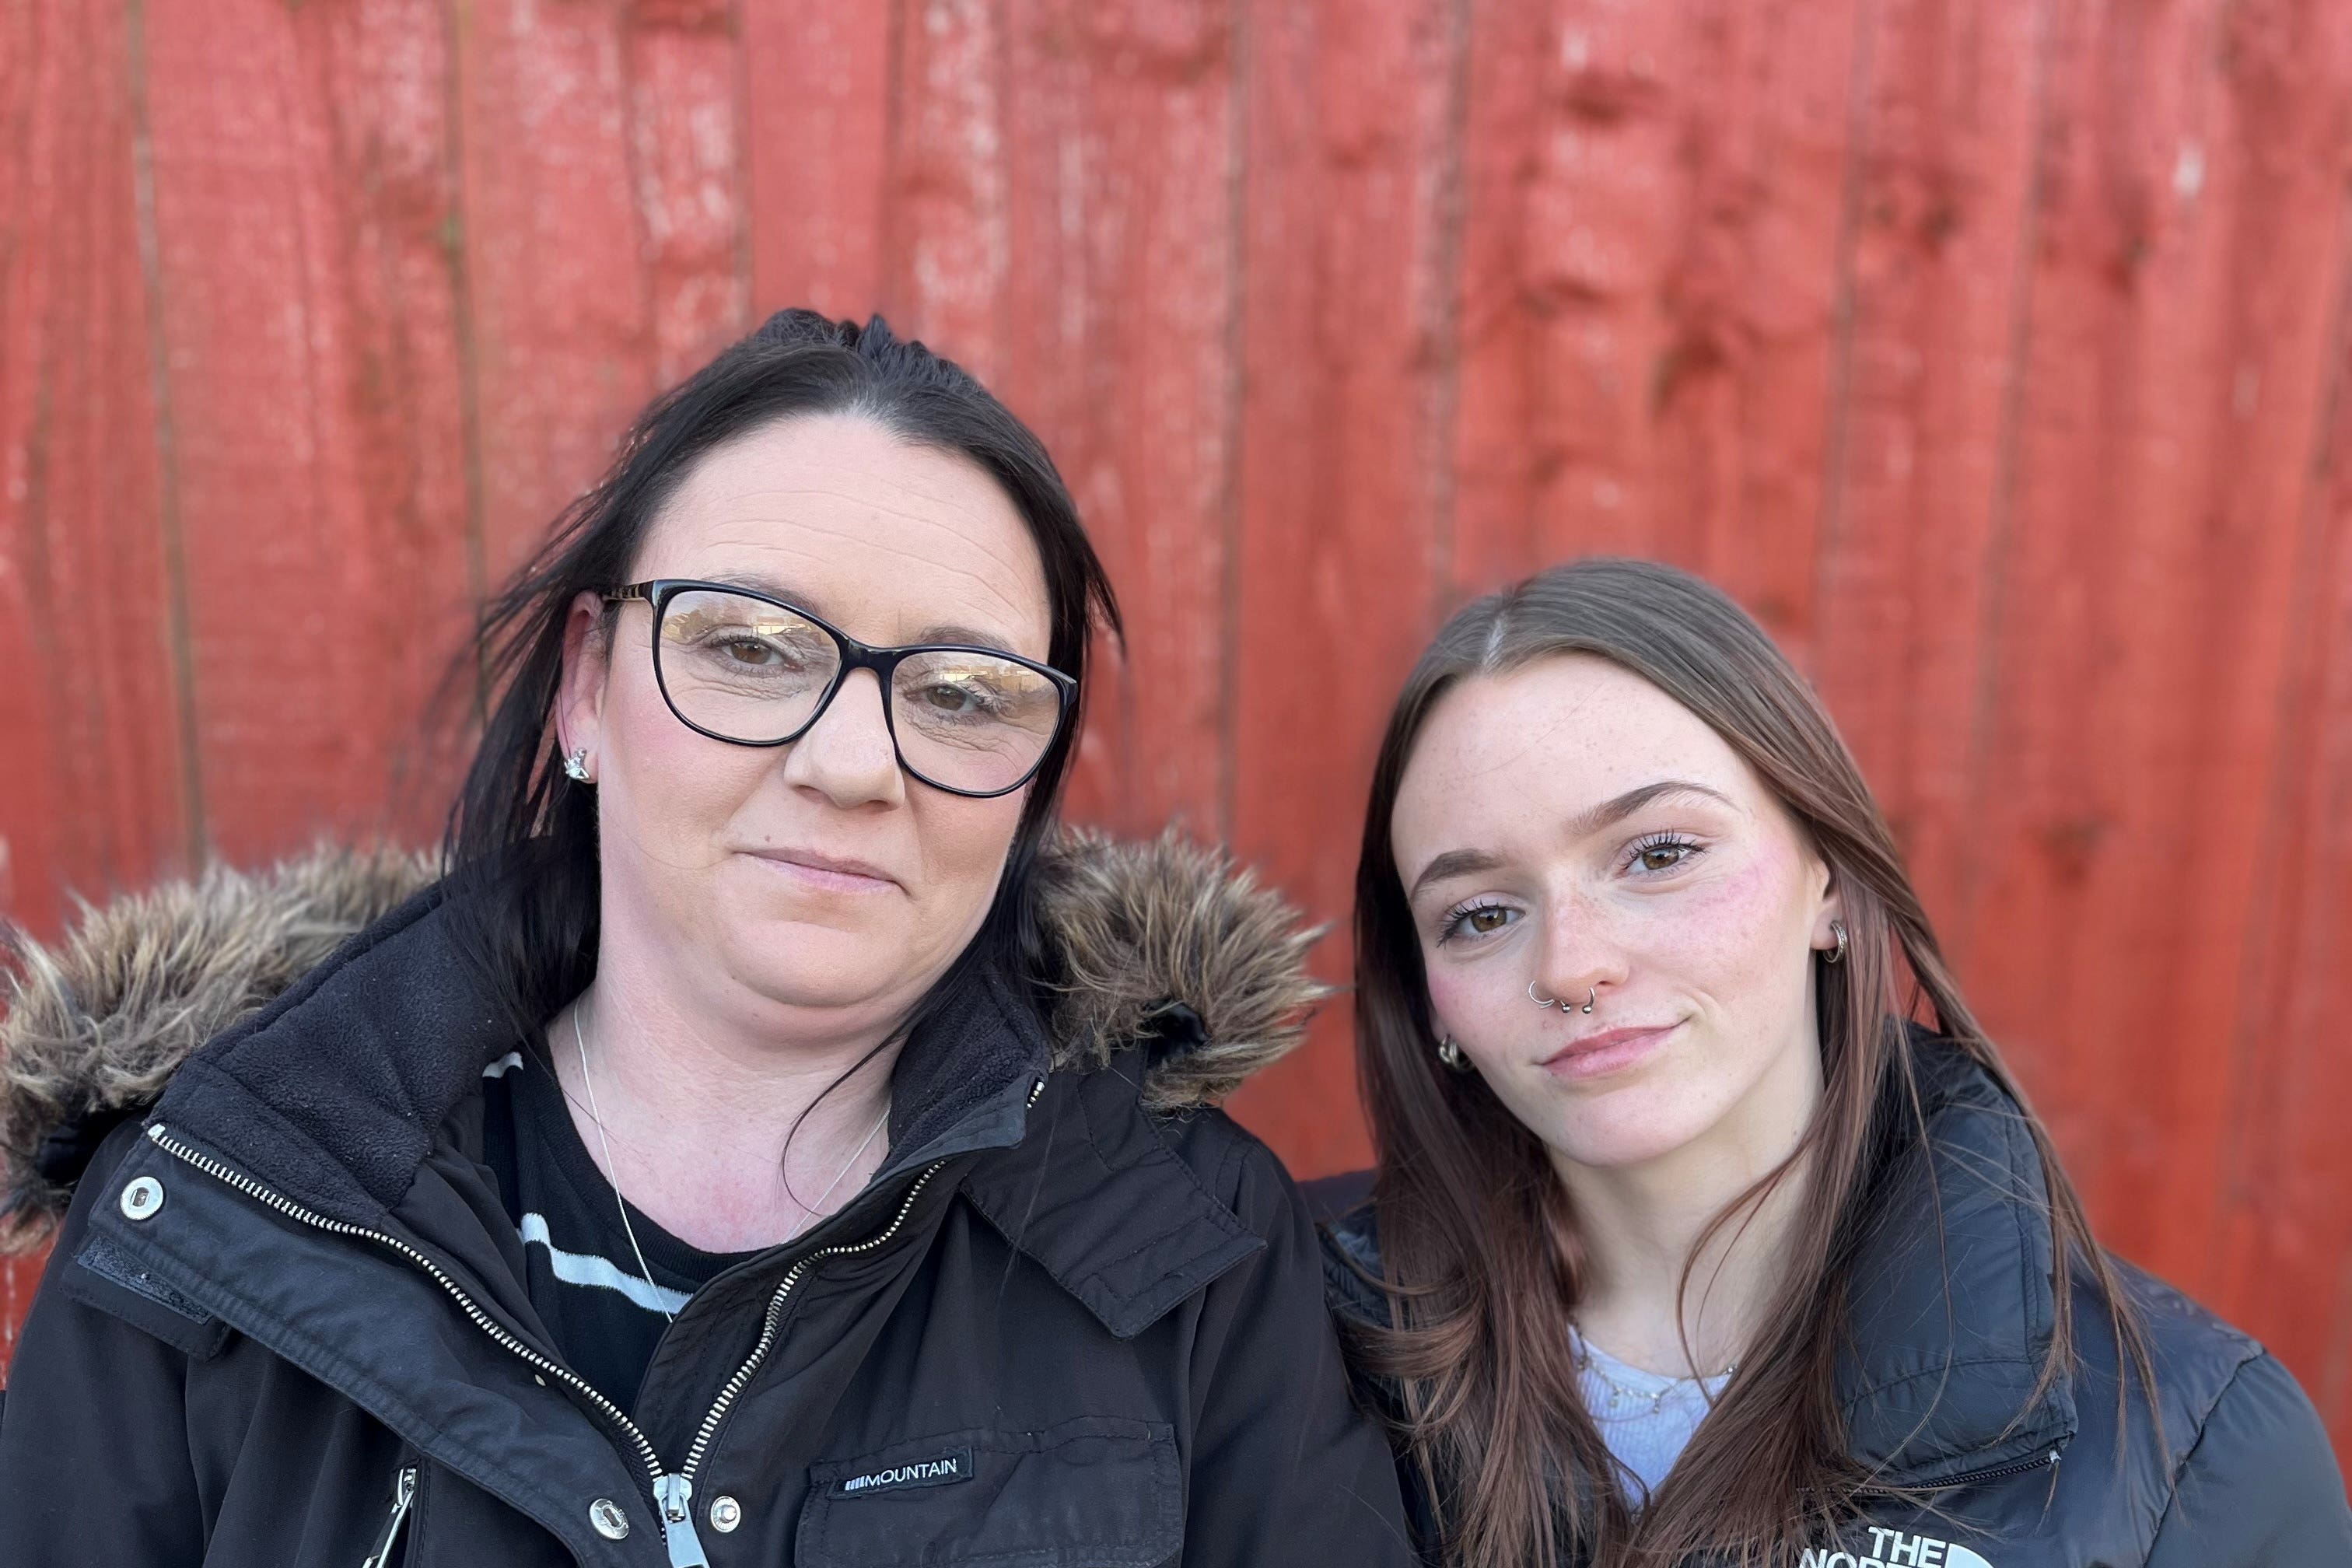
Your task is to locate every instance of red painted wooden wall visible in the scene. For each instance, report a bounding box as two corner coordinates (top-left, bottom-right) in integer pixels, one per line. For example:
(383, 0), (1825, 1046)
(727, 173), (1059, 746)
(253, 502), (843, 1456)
(5, 0), (2350, 1477)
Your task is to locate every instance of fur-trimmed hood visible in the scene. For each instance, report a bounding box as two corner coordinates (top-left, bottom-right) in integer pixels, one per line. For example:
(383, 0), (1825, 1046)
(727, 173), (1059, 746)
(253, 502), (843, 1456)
(0, 831), (1328, 1250)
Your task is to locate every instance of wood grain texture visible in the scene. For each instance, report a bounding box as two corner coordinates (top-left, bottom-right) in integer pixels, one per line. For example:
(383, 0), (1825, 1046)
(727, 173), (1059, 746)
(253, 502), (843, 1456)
(2, 1), (2349, 1472)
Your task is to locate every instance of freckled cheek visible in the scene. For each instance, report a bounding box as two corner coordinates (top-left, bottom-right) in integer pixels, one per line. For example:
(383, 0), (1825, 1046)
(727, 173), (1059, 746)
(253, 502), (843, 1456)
(1423, 954), (1531, 1048)
(1623, 854), (1806, 1011)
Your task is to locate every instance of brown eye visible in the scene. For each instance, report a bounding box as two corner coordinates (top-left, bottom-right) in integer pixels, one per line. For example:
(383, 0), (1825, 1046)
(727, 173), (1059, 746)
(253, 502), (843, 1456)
(1468, 907), (1510, 935)
(1630, 837), (1701, 874)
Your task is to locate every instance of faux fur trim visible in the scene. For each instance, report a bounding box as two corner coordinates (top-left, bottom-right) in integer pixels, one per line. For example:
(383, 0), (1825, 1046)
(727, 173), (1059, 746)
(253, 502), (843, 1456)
(0, 831), (1328, 1248)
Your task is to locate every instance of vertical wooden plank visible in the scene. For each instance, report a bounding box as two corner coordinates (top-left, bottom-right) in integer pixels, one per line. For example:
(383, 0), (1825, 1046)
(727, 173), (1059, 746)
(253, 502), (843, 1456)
(887, 0), (1013, 378)
(1649, 0), (1864, 662)
(2200, 1), (2352, 1474)
(133, 0), (476, 863)
(628, 0), (752, 385)
(0, 0), (186, 939)
(1449, 0), (1721, 588)
(1223, 0), (1465, 1176)
(741, 0), (894, 317)
(992, 0), (1241, 839)
(1809, 0), (2051, 922)
(2209, 368), (2352, 1463)
(453, 0), (660, 579)
(0, 0), (173, 1381)
(1948, 0), (2352, 1289)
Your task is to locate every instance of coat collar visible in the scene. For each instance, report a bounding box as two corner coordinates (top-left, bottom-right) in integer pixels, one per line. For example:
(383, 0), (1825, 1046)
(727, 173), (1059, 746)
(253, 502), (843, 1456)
(959, 1038), (1266, 1340)
(1832, 1034), (2077, 1484)
(2, 830), (1329, 1243)
(1323, 1036), (2079, 1486)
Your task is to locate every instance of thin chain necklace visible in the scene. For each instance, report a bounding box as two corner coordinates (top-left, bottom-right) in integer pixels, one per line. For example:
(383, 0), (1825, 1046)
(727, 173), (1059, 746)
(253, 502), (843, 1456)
(570, 1001), (891, 1325)
(1570, 1323), (1737, 1416)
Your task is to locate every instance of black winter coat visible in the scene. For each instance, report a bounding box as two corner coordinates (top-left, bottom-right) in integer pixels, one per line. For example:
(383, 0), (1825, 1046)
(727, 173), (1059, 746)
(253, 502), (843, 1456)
(1314, 1040), (2352, 1567)
(0, 836), (1414, 1566)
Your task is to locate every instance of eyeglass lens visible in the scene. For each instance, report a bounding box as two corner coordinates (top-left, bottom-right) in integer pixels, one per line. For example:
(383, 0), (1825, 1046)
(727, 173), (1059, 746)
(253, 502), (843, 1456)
(654, 587), (1062, 794)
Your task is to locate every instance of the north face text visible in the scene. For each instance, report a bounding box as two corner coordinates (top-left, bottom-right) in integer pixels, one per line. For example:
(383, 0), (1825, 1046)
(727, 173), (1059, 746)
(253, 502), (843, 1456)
(1802, 1529), (1996, 1568)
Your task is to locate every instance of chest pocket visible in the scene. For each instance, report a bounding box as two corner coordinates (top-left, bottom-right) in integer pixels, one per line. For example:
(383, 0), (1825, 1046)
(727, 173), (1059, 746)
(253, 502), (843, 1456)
(798, 1416), (1181, 1567)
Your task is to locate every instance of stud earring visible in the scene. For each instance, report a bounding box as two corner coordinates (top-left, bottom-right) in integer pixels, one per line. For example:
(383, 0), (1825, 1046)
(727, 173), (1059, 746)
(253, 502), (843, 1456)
(1822, 919), (1848, 965)
(1435, 1037), (1474, 1073)
(562, 748), (592, 783)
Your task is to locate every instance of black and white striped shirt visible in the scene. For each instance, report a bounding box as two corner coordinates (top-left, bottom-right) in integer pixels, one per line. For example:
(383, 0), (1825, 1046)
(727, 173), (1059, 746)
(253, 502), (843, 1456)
(478, 1048), (756, 1412)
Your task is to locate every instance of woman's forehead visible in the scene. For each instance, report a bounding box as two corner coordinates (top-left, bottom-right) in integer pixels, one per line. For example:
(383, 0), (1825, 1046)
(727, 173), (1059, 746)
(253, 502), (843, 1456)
(638, 415), (1052, 655)
(1394, 656), (1762, 851)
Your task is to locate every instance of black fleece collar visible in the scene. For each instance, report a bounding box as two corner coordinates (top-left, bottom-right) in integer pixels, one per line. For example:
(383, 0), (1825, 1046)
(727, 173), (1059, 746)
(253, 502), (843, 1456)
(148, 878), (1053, 1233)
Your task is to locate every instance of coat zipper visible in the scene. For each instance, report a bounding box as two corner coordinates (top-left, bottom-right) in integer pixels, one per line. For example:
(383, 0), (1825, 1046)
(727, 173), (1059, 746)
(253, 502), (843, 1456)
(361, 1465), (418, 1568)
(1856, 1445), (2062, 1496)
(142, 1122), (950, 1565)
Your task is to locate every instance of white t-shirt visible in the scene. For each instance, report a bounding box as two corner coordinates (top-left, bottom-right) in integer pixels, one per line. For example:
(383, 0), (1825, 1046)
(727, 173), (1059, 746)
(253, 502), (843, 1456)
(1569, 1325), (1732, 1501)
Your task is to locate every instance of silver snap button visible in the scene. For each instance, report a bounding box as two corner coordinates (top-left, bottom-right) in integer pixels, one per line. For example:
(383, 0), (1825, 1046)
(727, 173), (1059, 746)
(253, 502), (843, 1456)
(588, 1498), (630, 1540)
(119, 1176), (165, 1221)
(709, 1494), (742, 1532)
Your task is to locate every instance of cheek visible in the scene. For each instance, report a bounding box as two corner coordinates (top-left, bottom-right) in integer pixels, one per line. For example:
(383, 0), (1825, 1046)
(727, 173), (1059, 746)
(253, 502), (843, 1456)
(1640, 852), (1801, 991)
(1423, 958), (1498, 1038)
(603, 664), (769, 852)
(907, 793), (1024, 918)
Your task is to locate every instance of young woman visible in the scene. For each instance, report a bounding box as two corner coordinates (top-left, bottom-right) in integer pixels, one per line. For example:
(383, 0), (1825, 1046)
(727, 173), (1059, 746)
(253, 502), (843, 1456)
(0, 311), (1411, 1565)
(1320, 558), (2350, 1566)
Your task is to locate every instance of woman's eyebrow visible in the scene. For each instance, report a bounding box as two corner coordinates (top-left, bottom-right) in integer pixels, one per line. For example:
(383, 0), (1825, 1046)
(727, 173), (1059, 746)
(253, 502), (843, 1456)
(1406, 780), (1738, 901)
(698, 572), (1017, 650)
(1407, 849), (1507, 901)
(704, 569), (831, 617)
(1560, 779), (1738, 840)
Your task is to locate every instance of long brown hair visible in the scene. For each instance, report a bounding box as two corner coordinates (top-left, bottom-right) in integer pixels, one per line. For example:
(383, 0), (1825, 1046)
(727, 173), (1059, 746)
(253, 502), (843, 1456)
(1349, 558), (2150, 1566)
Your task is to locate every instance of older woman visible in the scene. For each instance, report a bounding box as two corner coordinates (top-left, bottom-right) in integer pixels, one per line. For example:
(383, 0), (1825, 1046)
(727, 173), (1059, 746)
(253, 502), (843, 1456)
(0, 312), (1409, 1566)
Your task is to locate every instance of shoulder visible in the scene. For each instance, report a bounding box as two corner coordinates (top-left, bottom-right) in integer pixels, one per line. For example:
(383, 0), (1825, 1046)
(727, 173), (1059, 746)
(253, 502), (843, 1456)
(2145, 1335), (2350, 1559)
(2068, 1258), (2350, 1554)
(1143, 1099), (1306, 1243)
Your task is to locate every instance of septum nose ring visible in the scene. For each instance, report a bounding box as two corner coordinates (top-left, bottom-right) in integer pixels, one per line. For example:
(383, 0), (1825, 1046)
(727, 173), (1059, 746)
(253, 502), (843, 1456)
(1528, 982), (1598, 1014)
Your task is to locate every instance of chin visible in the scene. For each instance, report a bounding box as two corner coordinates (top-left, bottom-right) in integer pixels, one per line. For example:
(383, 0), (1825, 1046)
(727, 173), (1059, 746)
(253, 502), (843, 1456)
(1521, 1080), (1724, 1171)
(721, 922), (913, 1012)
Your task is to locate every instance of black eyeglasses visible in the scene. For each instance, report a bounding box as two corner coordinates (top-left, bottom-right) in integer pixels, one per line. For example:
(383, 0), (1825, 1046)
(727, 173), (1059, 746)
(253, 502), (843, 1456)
(603, 579), (1076, 799)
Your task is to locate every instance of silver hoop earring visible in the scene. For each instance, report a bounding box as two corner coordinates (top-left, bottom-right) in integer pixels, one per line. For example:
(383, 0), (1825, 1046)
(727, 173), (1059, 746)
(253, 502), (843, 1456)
(562, 748), (592, 783)
(1528, 981), (1558, 1010)
(1436, 1037), (1474, 1073)
(1823, 919), (1848, 965)
(1581, 986), (1596, 1014)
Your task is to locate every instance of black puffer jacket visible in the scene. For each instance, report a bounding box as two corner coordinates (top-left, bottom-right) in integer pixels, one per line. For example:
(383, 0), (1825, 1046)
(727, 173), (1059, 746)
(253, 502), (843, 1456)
(1314, 1040), (2351, 1566)
(0, 835), (1413, 1566)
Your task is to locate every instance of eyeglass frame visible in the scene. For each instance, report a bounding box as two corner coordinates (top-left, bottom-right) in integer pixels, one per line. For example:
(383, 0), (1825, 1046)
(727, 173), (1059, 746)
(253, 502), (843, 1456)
(600, 578), (1079, 800)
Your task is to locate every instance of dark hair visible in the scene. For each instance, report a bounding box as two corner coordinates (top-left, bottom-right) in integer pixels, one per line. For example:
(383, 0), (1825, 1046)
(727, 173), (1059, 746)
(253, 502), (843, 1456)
(1346, 558), (2151, 1566)
(441, 309), (1119, 1045)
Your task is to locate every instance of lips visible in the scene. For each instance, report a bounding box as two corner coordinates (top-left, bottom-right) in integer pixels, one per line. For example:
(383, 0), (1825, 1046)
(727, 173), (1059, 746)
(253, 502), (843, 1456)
(1537, 1021), (1679, 1081)
(743, 847), (901, 892)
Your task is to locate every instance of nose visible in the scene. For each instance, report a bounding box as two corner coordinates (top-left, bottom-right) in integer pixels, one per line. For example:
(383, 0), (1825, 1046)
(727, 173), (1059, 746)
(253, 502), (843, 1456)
(779, 668), (905, 808)
(1530, 894), (1628, 1013)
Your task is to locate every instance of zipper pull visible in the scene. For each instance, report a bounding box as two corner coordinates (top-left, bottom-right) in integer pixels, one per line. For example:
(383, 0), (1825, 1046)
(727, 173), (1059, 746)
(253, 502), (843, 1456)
(361, 1466), (418, 1568)
(653, 1473), (711, 1567)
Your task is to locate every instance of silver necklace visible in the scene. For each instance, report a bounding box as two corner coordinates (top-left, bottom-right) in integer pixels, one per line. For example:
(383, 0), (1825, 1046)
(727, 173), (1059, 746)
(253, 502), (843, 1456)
(1570, 1324), (1736, 1416)
(570, 1002), (891, 1325)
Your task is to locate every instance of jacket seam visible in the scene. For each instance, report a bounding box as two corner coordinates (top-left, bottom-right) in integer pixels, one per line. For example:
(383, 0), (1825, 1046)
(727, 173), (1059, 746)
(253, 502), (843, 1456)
(1840, 1353), (2049, 1410)
(2143, 1347), (2262, 1552)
